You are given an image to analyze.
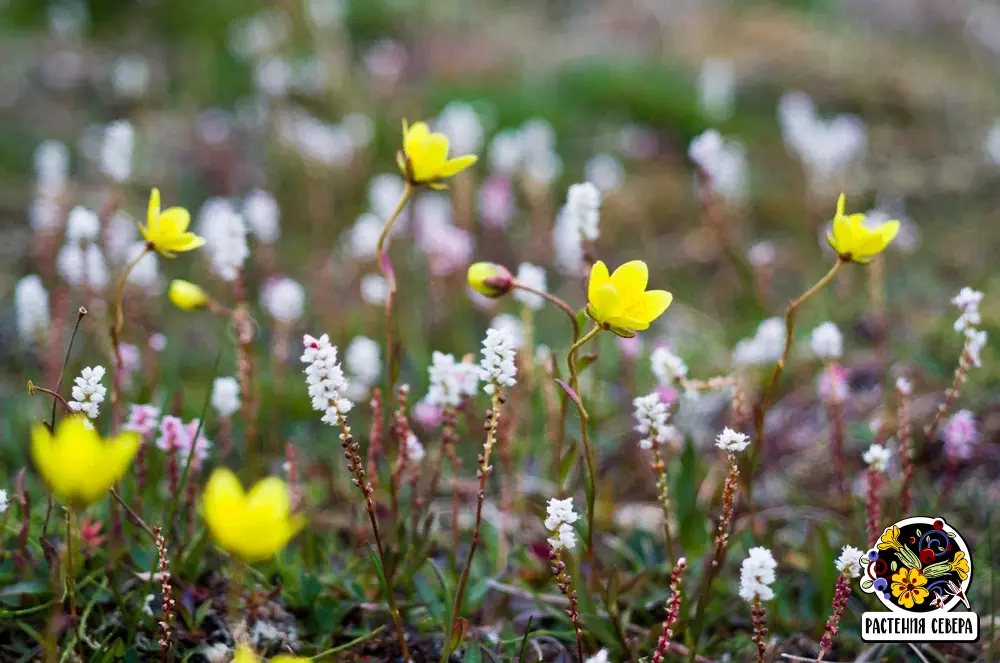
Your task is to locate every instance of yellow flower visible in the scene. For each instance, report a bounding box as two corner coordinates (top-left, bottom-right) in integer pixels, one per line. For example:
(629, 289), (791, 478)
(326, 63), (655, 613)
(891, 567), (929, 609)
(234, 645), (307, 663)
(168, 279), (209, 311)
(877, 525), (902, 551)
(396, 120), (477, 189)
(31, 417), (140, 508)
(950, 551), (970, 581)
(826, 193), (900, 264)
(202, 468), (305, 562)
(585, 260), (672, 337)
(140, 188), (205, 257)
(467, 262), (513, 298)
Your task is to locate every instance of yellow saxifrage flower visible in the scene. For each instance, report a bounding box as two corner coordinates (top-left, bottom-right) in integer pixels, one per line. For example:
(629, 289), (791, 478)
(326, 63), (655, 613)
(168, 279), (209, 311)
(397, 120), (477, 189)
(31, 416), (140, 508)
(586, 260), (672, 337)
(826, 193), (900, 264)
(234, 645), (307, 663)
(891, 567), (929, 609)
(202, 468), (305, 562)
(140, 188), (206, 257)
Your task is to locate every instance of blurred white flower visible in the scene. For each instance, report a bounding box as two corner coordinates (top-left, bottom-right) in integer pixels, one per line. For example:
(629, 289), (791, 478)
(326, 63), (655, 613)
(124, 404), (160, 436)
(66, 206), (100, 243)
(34, 139), (69, 200)
(404, 433), (425, 463)
(513, 263), (546, 310)
(478, 176), (515, 229)
(427, 351), (478, 408)
(436, 102), (484, 156)
(986, 120), (1000, 166)
(747, 241), (776, 267)
(243, 190), (280, 244)
(261, 276), (305, 323)
(255, 57), (293, 97)
(360, 273), (389, 305)
(111, 54), (151, 99)
(345, 336), (381, 387)
(778, 91), (867, 191)
(716, 427), (750, 453)
(862, 443), (891, 472)
(732, 317), (786, 366)
(943, 410), (978, 460)
(489, 314), (524, 350)
(100, 120), (134, 183)
(553, 205), (585, 275)
(15, 275), (50, 344)
(584, 650), (611, 663)
(689, 129), (748, 202)
(633, 392), (677, 450)
(198, 199), (248, 282)
(835, 545), (864, 578)
(488, 128), (524, 174)
(211, 377), (241, 418)
(30, 198), (63, 233)
(57, 243), (110, 290)
(585, 153), (625, 193)
(651, 346), (688, 383)
(105, 211), (138, 263)
(698, 57), (736, 121)
(565, 182), (602, 241)
(810, 322), (843, 360)
(124, 242), (160, 291)
(344, 213), (383, 260)
(368, 173), (407, 224)
(306, 0), (345, 29)
(965, 329), (987, 368)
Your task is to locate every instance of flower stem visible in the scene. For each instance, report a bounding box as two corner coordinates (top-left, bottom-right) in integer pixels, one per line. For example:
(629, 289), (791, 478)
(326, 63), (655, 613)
(64, 508), (77, 620)
(111, 247), (151, 433)
(566, 324), (602, 552)
(924, 348), (972, 443)
(652, 558), (687, 663)
(817, 573), (851, 662)
(897, 384), (914, 515)
(375, 182), (414, 405)
(750, 596), (769, 663)
(441, 391), (503, 663)
(754, 258), (844, 453)
(549, 546), (586, 663)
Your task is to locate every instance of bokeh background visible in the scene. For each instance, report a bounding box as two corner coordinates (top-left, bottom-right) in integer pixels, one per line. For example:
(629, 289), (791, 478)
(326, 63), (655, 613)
(1, 0), (1000, 657)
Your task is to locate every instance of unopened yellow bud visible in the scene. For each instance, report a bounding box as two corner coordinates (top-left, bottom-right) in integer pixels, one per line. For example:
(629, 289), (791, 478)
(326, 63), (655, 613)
(467, 262), (513, 298)
(168, 279), (209, 311)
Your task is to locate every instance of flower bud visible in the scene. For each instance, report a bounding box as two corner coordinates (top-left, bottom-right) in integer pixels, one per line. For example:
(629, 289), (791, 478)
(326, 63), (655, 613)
(168, 279), (209, 311)
(467, 262), (513, 298)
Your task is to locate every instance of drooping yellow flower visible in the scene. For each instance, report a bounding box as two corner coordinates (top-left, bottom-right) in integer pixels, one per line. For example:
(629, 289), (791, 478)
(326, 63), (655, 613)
(877, 525), (902, 551)
(949, 551), (970, 581)
(891, 567), (929, 609)
(168, 279), (209, 311)
(234, 645), (307, 663)
(202, 468), (305, 562)
(585, 260), (672, 337)
(31, 416), (140, 508)
(467, 262), (513, 298)
(396, 120), (477, 189)
(826, 193), (900, 264)
(140, 188), (205, 257)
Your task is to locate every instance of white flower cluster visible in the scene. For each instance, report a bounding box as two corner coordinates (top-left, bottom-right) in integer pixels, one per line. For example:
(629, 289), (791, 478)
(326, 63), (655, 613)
(552, 204), (585, 275)
(243, 189), (281, 244)
(584, 649), (611, 663)
(68, 366), (107, 419)
(344, 213), (383, 259)
(345, 336), (382, 399)
(15, 275), (50, 345)
(778, 91), (867, 192)
(66, 206), (101, 243)
(100, 120), (135, 183)
(565, 182), (602, 241)
(651, 346), (688, 384)
(302, 334), (354, 425)
(360, 274), (389, 305)
(633, 393), (678, 451)
(810, 321), (843, 360)
(57, 241), (110, 291)
(896, 376), (912, 396)
(487, 118), (562, 183)
(952, 287), (988, 368)
(544, 497), (579, 551)
(479, 327), (518, 395)
(835, 545), (864, 578)
(716, 427), (751, 453)
(862, 443), (891, 473)
(0, 489), (7, 515)
(436, 101), (484, 156)
(513, 263), (547, 310)
(211, 377), (242, 418)
(198, 199), (249, 282)
(261, 276), (305, 323)
(732, 317), (786, 367)
(688, 129), (749, 202)
(739, 546), (777, 603)
(34, 140), (69, 212)
(426, 351), (479, 408)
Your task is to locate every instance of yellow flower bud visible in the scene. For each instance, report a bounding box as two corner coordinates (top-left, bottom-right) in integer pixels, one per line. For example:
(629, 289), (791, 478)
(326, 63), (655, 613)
(168, 280), (209, 311)
(467, 262), (513, 298)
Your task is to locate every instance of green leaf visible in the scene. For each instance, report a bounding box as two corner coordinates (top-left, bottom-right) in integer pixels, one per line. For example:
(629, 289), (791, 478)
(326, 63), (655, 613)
(559, 446), (577, 485)
(861, 579), (874, 590)
(449, 616), (469, 653)
(194, 600), (213, 627)
(576, 353), (598, 374)
(891, 560), (898, 572)
(462, 639), (482, 663)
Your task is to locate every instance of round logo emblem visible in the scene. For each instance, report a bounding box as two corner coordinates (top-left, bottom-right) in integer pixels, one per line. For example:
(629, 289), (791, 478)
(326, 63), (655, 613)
(860, 516), (972, 613)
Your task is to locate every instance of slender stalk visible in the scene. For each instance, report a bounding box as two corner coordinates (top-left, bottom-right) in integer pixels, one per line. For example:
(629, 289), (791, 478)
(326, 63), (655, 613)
(897, 383), (914, 514)
(549, 546), (586, 663)
(817, 573), (851, 662)
(50, 307), (88, 430)
(375, 182), (414, 404)
(27, 384), (72, 413)
(652, 558), (687, 663)
(924, 348), (972, 443)
(754, 259), (844, 453)
(109, 488), (156, 541)
(112, 246), (151, 338)
(336, 413), (410, 661)
(566, 324), (602, 551)
(649, 446), (677, 562)
(64, 509), (77, 619)
(441, 392), (503, 663)
(750, 596), (768, 663)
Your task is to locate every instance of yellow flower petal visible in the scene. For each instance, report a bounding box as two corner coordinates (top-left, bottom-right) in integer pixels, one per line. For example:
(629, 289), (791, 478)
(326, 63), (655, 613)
(609, 260), (649, 299)
(234, 646), (260, 663)
(411, 133), (449, 182)
(587, 261), (610, 306)
(404, 121), (430, 156)
(591, 283), (624, 323)
(437, 154), (478, 178)
(148, 188), (161, 230)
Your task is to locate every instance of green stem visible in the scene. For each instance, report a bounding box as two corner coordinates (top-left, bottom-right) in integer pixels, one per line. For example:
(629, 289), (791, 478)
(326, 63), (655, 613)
(566, 324), (602, 551)
(64, 509), (76, 620)
(375, 182), (414, 406)
(113, 245), (151, 338)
